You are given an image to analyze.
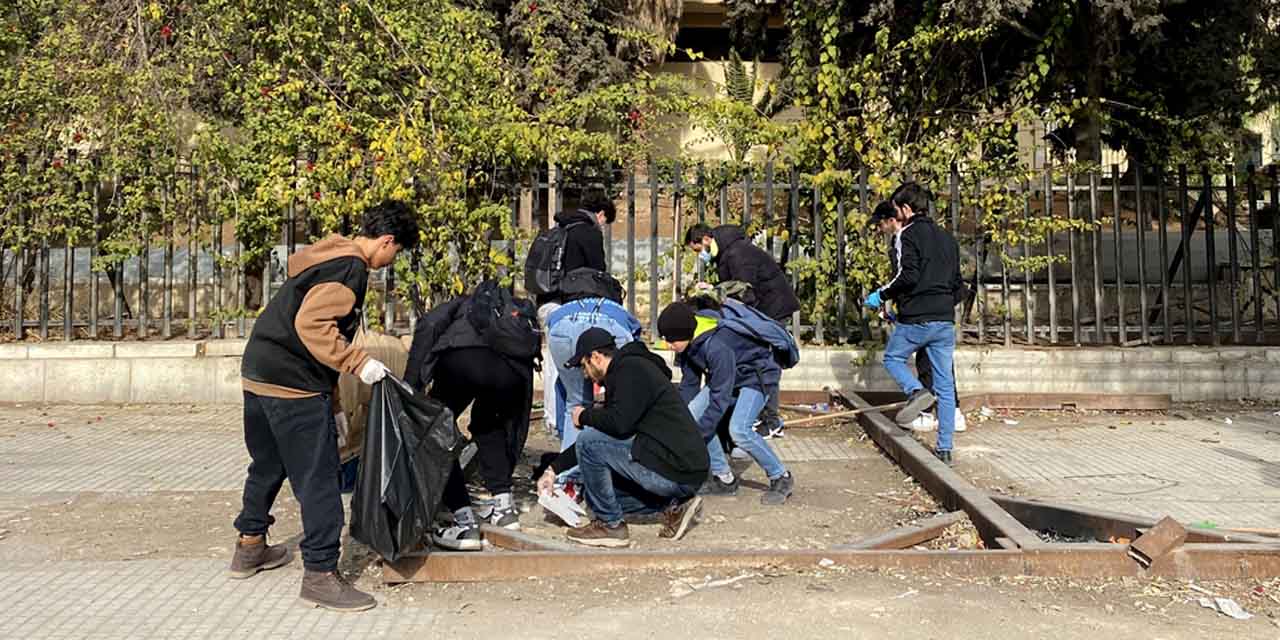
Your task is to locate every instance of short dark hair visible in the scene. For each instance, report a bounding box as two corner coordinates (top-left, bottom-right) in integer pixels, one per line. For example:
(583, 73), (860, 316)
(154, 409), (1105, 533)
(870, 200), (896, 225)
(890, 182), (932, 214)
(574, 188), (617, 223)
(592, 343), (618, 359)
(360, 200), (419, 250)
(684, 223), (713, 246)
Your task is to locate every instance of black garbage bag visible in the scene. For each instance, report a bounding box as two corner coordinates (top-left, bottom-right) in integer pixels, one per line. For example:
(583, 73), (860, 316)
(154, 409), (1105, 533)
(349, 376), (461, 562)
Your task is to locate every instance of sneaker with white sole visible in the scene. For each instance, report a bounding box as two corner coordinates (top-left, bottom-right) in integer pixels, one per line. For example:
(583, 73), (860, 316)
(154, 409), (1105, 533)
(895, 389), (937, 426)
(489, 504), (520, 530)
(431, 523), (482, 551)
(908, 412), (938, 432)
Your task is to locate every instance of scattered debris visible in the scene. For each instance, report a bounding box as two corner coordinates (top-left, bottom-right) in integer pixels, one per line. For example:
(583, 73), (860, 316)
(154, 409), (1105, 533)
(979, 406), (996, 419)
(1198, 597), (1253, 620)
(818, 558), (836, 568)
(1224, 418), (1234, 425)
(0, 528), (7, 541)
(893, 589), (919, 599)
(668, 573), (759, 599)
(1002, 419), (1020, 426)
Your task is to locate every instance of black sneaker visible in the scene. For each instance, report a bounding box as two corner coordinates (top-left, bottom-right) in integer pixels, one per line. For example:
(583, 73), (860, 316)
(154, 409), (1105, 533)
(431, 523), (482, 551)
(489, 505), (521, 530)
(761, 471), (794, 505)
(698, 475), (739, 496)
(895, 389), (937, 426)
(934, 449), (954, 466)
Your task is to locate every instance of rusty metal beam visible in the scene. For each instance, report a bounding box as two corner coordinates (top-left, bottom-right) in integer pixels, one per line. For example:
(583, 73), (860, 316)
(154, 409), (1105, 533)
(382, 545), (1280, 583)
(1129, 516), (1188, 569)
(480, 525), (577, 552)
(846, 391), (1044, 550)
(990, 495), (1277, 545)
(837, 512), (966, 550)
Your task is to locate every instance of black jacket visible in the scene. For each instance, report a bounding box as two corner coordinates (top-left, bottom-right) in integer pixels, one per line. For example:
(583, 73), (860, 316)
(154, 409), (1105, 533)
(710, 225), (800, 322)
(536, 209), (606, 307)
(404, 294), (534, 466)
(878, 214), (963, 324)
(555, 341), (709, 487)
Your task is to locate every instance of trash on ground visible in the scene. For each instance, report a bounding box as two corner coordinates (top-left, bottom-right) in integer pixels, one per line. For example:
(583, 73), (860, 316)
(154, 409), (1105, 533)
(1224, 418), (1233, 425)
(1002, 419), (1020, 426)
(818, 558), (836, 568)
(1198, 596), (1253, 620)
(538, 488), (587, 527)
(979, 406), (996, 419)
(668, 573), (759, 599)
(893, 589), (919, 599)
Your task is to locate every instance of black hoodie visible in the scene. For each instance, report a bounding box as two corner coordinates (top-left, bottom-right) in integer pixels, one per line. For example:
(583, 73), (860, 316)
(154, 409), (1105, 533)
(554, 341), (710, 487)
(878, 214), (963, 324)
(709, 225), (800, 322)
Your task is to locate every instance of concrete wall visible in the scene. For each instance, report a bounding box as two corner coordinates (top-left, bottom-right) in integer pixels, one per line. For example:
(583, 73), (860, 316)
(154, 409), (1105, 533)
(4, 340), (1280, 404)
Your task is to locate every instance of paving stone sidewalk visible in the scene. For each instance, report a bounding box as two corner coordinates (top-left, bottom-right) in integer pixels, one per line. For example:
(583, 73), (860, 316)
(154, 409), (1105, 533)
(958, 410), (1280, 529)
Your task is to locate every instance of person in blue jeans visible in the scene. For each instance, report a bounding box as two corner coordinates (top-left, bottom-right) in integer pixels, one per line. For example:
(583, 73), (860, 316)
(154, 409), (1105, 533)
(536, 329), (709, 547)
(863, 182), (964, 465)
(658, 301), (794, 505)
(546, 295), (643, 481)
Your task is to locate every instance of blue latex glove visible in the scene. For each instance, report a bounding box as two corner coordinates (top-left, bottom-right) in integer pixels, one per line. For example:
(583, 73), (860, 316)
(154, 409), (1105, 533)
(864, 290), (882, 310)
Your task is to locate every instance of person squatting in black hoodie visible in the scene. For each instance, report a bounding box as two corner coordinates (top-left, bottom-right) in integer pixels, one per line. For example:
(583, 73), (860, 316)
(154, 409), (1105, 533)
(536, 328), (709, 548)
(233, 200), (418, 612)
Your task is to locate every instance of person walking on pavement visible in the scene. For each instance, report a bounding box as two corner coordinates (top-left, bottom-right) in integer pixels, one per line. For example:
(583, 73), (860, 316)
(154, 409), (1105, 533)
(232, 200), (418, 612)
(537, 329), (709, 548)
(684, 223), (800, 441)
(659, 301), (794, 504)
(868, 201), (966, 434)
(863, 184), (964, 465)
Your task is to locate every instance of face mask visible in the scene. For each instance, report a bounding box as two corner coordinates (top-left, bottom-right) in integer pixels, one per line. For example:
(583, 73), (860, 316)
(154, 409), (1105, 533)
(698, 249), (712, 264)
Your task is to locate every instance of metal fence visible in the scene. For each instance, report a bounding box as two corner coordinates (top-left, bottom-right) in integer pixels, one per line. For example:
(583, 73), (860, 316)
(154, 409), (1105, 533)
(2, 161), (1278, 347)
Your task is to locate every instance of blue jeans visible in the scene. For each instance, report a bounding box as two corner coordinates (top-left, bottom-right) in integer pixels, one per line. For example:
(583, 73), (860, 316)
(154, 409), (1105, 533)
(883, 321), (957, 452)
(547, 312), (636, 476)
(575, 428), (698, 526)
(688, 386), (787, 480)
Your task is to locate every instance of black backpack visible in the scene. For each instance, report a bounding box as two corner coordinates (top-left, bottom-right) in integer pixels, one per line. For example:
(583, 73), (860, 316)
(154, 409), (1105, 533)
(467, 279), (542, 362)
(523, 220), (586, 297)
(559, 267), (625, 304)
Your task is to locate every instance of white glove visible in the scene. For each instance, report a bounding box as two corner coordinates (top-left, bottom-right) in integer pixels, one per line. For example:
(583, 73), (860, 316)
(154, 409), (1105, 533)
(358, 359), (390, 385)
(334, 412), (350, 449)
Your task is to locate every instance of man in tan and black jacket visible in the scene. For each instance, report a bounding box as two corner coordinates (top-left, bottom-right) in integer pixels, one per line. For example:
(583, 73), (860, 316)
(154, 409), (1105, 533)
(230, 200), (418, 612)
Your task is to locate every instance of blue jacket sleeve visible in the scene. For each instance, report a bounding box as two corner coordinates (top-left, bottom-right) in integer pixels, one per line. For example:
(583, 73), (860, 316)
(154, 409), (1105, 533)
(695, 344), (737, 440)
(677, 360), (701, 405)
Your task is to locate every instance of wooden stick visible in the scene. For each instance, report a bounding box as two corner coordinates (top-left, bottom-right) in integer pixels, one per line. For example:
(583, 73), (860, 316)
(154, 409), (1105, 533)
(784, 400), (908, 427)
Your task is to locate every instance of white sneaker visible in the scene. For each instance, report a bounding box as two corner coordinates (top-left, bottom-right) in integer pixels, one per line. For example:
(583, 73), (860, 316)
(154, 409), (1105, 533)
(953, 412), (967, 432)
(909, 412), (939, 432)
(431, 523), (482, 551)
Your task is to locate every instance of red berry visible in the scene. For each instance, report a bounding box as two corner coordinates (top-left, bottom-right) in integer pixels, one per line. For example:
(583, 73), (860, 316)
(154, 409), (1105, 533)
(305, 161), (315, 172)
(160, 25), (173, 39)
(529, 2), (537, 12)
(51, 159), (63, 169)
(312, 191), (322, 201)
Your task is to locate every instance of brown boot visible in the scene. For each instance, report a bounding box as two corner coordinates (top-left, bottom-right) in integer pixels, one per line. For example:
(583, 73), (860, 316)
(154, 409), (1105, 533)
(299, 570), (377, 612)
(228, 534), (294, 579)
(659, 496), (703, 541)
(566, 520), (631, 548)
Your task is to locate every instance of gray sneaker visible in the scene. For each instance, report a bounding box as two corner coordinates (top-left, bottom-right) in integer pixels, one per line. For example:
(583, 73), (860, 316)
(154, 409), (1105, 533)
(431, 523), (483, 551)
(761, 471), (794, 505)
(895, 389), (937, 426)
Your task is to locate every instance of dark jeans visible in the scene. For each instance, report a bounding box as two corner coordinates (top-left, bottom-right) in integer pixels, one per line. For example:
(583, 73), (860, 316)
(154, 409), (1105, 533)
(235, 391), (343, 572)
(916, 349), (959, 409)
(576, 427), (698, 526)
(431, 348), (529, 511)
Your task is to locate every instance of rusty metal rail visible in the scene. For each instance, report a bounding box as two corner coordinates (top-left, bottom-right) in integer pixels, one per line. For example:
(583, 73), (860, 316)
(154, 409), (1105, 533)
(383, 390), (1275, 583)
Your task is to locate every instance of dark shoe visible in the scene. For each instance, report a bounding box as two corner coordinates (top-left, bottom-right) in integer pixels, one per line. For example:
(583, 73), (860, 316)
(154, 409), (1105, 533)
(896, 389), (937, 426)
(488, 505), (521, 530)
(299, 570), (377, 612)
(934, 449), (954, 466)
(566, 520), (631, 548)
(659, 496), (703, 540)
(698, 474), (740, 496)
(761, 471), (794, 506)
(227, 534), (293, 579)
(431, 523), (482, 551)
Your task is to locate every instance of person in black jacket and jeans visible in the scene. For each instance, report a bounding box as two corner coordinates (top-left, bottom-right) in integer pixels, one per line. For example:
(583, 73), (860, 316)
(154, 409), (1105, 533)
(536, 328), (708, 548)
(863, 183), (964, 465)
(684, 223), (799, 440)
